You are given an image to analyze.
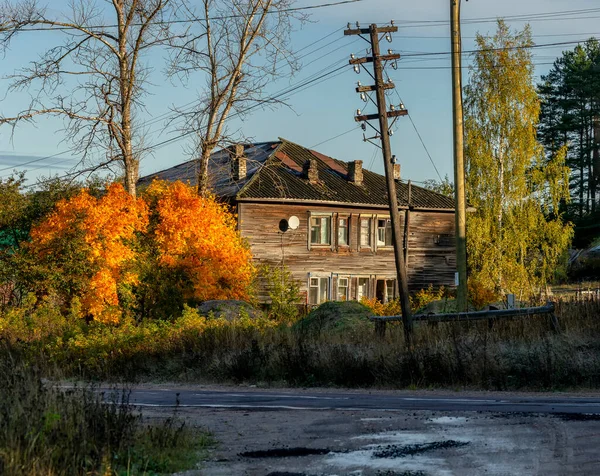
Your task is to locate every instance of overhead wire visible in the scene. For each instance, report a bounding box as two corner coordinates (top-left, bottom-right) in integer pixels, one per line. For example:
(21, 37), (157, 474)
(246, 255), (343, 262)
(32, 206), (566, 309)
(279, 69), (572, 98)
(1, 26), (355, 176)
(12, 0), (362, 31)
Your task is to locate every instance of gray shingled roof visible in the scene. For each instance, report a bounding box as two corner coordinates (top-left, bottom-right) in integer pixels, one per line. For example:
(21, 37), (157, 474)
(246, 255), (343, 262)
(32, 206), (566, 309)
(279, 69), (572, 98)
(137, 138), (455, 210)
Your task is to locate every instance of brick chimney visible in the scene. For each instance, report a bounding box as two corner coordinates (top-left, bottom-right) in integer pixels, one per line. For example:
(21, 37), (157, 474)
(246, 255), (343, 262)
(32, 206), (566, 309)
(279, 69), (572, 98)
(393, 163), (401, 181)
(303, 159), (319, 184)
(348, 160), (363, 186)
(230, 144), (247, 181)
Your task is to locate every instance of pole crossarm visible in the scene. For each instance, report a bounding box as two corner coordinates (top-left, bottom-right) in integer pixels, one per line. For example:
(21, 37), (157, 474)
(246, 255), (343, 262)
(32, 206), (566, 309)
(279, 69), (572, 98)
(355, 110), (408, 122)
(344, 26), (398, 36)
(356, 83), (395, 92)
(349, 54), (400, 65)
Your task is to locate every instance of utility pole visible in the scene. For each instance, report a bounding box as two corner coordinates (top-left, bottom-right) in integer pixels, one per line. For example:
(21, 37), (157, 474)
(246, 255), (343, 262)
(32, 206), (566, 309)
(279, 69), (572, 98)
(451, 1), (468, 311)
(345, 23), (414, 344)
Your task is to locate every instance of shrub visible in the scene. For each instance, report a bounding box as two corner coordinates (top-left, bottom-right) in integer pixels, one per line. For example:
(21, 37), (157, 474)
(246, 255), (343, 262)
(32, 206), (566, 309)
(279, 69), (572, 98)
(261, 265), (302, 322)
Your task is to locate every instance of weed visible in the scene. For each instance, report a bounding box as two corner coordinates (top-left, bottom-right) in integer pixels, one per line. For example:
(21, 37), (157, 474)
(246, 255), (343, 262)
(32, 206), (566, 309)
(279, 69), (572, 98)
(0, 349), (212, 475)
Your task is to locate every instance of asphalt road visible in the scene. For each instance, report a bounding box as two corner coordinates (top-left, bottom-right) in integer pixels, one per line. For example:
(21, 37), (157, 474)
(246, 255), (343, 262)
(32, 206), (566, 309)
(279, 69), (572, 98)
(117, 387), (600, 475)
(124, 387), (600, 414)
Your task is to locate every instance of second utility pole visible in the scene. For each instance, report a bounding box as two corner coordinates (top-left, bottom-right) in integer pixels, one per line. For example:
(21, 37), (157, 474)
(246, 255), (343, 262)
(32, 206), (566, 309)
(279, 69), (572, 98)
(451, 0), (468, 311)
(346, 23), (413, 344)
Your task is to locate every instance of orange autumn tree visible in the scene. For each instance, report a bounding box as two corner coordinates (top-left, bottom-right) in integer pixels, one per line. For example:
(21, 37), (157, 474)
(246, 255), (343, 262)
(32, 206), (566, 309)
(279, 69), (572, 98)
(144, 180), (255, 303)
(29, 183), (148, 323)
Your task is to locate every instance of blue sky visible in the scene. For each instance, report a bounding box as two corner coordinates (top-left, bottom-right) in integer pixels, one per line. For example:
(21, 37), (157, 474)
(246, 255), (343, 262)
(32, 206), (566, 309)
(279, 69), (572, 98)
(1, 0), (600, 187)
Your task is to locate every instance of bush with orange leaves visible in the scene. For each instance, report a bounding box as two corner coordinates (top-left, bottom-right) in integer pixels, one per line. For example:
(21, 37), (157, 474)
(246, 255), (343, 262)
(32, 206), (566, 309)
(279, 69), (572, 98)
(25, 180), (255, 323)
(28, 184), (148, 324)
(139, 180), (255, 317)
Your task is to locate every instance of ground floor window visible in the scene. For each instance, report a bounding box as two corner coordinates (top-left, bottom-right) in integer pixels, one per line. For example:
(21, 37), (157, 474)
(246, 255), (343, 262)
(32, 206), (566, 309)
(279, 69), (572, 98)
(337, 277), (349, 301)
(309, 276), (329, 305)
(357, 277), (370, 300)
(376, 278), (396, 303)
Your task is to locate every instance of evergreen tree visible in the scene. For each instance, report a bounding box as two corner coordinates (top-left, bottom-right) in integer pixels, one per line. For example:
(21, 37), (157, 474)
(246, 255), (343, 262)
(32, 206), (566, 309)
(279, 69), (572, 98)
(464, 20), (573, 298)
(538, 39), (600, 244)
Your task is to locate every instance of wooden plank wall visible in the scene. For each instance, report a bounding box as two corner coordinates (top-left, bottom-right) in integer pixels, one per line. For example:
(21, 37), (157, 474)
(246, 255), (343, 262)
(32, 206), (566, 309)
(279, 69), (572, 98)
(238, 202), (456, 302)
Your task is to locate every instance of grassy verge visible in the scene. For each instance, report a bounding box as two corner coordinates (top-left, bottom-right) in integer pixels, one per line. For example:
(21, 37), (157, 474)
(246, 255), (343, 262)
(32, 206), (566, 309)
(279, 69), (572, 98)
(1, 298), (600, 390)
(0, 350), (213, 476)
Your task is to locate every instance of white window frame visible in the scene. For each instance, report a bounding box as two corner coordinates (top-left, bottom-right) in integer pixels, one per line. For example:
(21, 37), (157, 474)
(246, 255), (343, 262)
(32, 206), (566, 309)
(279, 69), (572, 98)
(308, 275), (330, 305)
(357, 276), (370, 301)
(376, 217), (393, 248)
(337, 276), (350, 301)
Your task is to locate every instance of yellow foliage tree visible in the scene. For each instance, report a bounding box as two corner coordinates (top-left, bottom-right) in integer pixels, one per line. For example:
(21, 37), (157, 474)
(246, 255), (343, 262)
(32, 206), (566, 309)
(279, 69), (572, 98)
(29, 184), (148, 323)
(144, 180), (255, 302)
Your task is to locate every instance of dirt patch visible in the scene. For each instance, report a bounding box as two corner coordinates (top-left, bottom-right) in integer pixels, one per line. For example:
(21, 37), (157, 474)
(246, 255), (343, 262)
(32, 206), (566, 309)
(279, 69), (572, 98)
(372, 440), (470, 459)
(240, 447), (331, 458)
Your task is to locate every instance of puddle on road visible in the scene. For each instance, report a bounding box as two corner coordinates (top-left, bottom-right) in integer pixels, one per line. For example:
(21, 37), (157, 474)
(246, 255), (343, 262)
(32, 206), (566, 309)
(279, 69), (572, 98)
(373, 440), (470, 459)
(428, 416), (468, 425)
(555, 412), (600, 421)
(240, 447), (330, 458)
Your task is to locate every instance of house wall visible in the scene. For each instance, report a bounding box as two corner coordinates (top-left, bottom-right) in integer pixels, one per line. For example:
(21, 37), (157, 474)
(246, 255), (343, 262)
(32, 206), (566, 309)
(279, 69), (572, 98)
(238, 201), (456, 304)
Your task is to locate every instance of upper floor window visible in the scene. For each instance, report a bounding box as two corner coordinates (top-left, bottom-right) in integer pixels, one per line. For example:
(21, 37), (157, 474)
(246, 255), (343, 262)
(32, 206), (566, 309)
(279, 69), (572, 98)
(338, 217), (349, 246)
(360, 218), (371, 247)
(310, 216), (331, 245)
(377, 218), (393, 247)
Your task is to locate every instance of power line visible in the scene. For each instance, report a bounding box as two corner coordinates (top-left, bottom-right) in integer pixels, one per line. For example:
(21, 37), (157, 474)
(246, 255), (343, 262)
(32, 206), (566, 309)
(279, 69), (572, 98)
(309, 126), (358, 148)
(392, 90), (442, 182)
(13, 0), (361, 32)
(1, 27), (352, 174)
(401, 39), (600, 59)
(13, 61), (349, 186)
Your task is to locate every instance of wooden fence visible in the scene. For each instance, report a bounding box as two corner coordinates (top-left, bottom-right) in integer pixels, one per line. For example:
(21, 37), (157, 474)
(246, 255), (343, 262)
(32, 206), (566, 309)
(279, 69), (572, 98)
(370, 302), (559, 337)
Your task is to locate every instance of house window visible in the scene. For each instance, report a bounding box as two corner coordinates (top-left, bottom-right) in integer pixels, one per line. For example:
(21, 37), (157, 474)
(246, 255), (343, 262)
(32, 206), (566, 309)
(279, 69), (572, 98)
(360, 218), (371, 247)
(434, 234), (453, 247)
(386, 280), (395, 302)
(337, 277), (349, 301)
(310, 216), (331, 245)
(357, 277), (370, 300)
(309, 276), (329, 305)
(377, 218), (393, 247)
(338, 218), (349, 246)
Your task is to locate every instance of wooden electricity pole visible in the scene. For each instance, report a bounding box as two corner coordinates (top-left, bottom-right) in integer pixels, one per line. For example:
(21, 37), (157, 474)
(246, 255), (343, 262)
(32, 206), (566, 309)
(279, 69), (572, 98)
(451, 0), (468, 311)
(345, 23), (414, 343)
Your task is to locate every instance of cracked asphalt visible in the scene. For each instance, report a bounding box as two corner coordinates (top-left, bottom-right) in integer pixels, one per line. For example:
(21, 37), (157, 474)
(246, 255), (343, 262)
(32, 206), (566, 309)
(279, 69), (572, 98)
(128, 387), (600, 475)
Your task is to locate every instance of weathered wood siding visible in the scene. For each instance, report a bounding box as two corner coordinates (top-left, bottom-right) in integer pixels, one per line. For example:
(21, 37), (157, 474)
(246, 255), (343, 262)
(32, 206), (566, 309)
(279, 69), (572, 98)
(238, 201), (456, 302)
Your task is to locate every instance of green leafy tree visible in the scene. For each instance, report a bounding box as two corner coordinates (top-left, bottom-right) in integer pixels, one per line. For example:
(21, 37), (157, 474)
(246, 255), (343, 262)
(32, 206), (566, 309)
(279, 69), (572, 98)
(422, 174), (454, 198)
(464, 20), (573, 298)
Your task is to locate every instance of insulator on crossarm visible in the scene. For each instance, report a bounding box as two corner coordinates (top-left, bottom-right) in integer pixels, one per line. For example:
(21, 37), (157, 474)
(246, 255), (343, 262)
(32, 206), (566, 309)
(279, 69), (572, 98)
(356, 109), (361, 116)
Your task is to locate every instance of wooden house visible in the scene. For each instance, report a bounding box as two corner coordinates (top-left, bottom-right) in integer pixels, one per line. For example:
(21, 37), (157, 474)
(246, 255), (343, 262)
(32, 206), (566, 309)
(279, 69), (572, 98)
(138, 138), (456, 305)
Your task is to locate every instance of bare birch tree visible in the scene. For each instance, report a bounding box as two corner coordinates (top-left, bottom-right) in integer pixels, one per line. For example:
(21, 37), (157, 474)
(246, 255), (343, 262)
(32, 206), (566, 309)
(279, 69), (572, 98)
(0, 0), (183, 197)
(168, 0), (301, 196)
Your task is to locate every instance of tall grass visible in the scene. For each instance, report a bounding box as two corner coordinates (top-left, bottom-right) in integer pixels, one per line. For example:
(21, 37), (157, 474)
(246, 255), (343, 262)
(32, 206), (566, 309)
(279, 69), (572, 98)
(2, 299), (600, 390)
(0, 349), (212, 475)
